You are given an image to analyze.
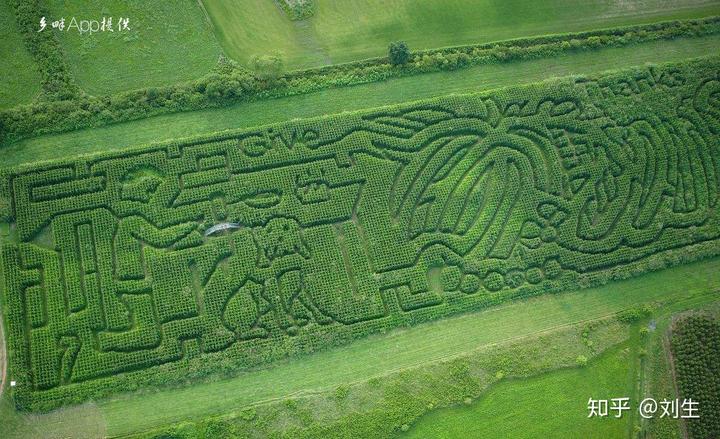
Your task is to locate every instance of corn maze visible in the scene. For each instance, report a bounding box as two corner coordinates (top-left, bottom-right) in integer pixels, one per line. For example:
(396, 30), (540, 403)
(2, 59), (720, 410)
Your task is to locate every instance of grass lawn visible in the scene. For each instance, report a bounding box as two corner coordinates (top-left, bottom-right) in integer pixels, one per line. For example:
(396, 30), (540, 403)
(403, 340), (638, 439)
(202, 0), (720, 69)
(2, 256), (717, 438)
(403, 283), (720, 438)
(46, 0), (222, 96)
(6, 33), (720, 168)
(0, 1), (42, 109)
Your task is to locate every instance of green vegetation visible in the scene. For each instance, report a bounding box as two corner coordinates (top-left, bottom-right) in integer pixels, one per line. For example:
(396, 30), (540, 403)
(7, 33), (720, 167)
(670, 314), (720, 438)
(2, 1), (720, 437)
(0, 1), (42, 109)
(274, 0), (316, 20)
(8, 0), (80, 101)
(202, 0), (720, 68)
(130, 320), (631, 438)
(3, 17), (718, 148)
(2, 58), (720, 411)
(388, 41), (410, 65)
(2, 254), (719, 437)
(45, 0), (222, 96)
(251, 53), (285, 81)
(404, 341), (637, 439)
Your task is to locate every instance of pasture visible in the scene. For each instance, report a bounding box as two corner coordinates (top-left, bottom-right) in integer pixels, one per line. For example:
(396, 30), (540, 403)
(202, 0), (720, 68)
(0, 0), (42, 109)
(45, 0), (222, 95)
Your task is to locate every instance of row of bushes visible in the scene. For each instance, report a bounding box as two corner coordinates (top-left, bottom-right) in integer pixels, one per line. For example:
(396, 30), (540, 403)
(1, 16), (719, 146)
(8, 0), (81, 101)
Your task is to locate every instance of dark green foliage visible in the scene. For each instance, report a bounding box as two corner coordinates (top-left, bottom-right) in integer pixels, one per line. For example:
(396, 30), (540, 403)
(389, 41), (410, 66)
(274, 0), (315, 21)
(8, 0), (80, 101)
(616, 305), (653, 323)
(671, 314), (720, 439)
(2, 58), (720, 411)
(1, 17), (718, 146)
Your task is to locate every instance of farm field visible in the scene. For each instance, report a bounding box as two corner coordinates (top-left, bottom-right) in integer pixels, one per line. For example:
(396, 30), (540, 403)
(0, 0), (42, 109)
(3, 57), (720, 410)
(1, 256), (719, 438)
(202, 0), (720, 68)
(45, 0), (222, 96)
(5, 33), (720, 167)
(1, 1), (720, 438)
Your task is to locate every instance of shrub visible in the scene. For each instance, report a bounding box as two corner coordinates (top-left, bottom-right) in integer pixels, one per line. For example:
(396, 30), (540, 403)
(575, 355), (588, 367)
(389, 41), (410, 65)
(251, 53), (285, 81)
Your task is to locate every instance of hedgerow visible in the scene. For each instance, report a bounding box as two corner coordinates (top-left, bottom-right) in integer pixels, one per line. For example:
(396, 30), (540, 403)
(671, 314), (720, 438)
(2, 57), (720, 411)
(1, 17), (719, 146)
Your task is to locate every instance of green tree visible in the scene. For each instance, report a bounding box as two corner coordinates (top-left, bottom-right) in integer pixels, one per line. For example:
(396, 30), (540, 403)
(388, 41), (410, 65)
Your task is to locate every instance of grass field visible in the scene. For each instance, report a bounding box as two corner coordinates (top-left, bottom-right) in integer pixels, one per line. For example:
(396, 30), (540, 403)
(405, 293), (720, 438)
(202, 0), (720, 68)
(2, 257), (717, 437)
(404, 341), (638, 438)
(0, 1), (42, 109)
(5, 33), (720, 167)
(45, 0), (222, 96)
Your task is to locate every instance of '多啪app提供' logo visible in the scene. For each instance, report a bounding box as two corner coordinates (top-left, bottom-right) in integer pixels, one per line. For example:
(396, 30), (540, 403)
(38, 16), (130, 34)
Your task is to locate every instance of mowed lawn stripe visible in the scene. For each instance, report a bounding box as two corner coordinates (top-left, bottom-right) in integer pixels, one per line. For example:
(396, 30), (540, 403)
(98, 257), (720, 436)
(6, 33), (720, 168)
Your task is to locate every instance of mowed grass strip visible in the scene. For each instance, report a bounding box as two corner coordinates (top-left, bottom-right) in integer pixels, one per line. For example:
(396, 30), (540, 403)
(6, 33), (720, 168)
(203, 0), (720, 68)
(46, 0), (222, 96)
(96, 257), (720, 436)
(0, 0), (42, 109)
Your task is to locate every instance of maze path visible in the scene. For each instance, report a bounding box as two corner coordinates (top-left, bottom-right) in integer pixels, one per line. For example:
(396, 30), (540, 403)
(2, 58), (720, 410)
